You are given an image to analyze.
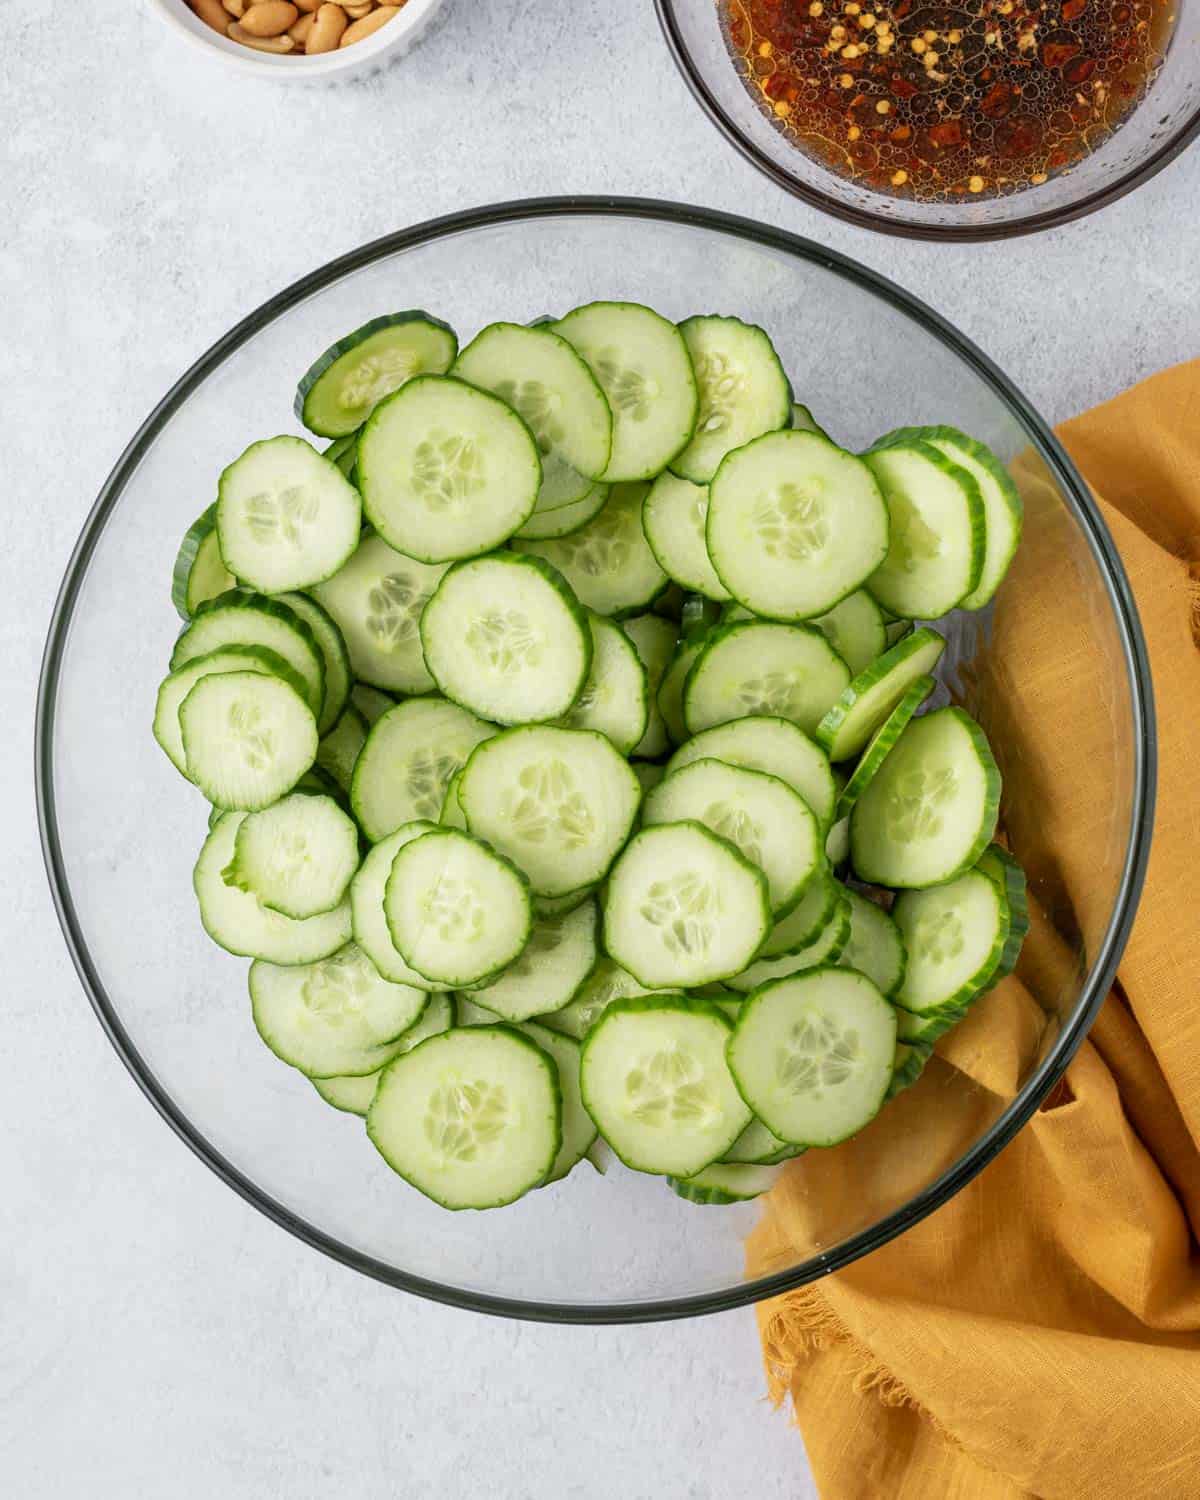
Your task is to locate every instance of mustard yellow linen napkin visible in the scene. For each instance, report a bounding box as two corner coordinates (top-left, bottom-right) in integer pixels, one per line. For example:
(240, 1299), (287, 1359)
(746, 361), (1200, 1500)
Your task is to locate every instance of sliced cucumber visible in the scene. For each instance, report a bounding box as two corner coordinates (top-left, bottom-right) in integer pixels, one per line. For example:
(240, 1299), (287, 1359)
(975, 844), (1029, 984)
(887, 1039), (932, 1100)
(351, 697), (495, 842)
(297, 311), (458, 438)
(348, 682), (395, 725)
(670, 315), (791, 484)
(720, 1116), (792, 1166)
(826, 814), (850, 867)
(642, 473), (731, 602)
(810, 590), (887, 676)
(223, 792), (359, 919)
(849, 706), (1000, 888)
(622, 613), (678, 758)
(195, 813), (351, 964)
(277, 592), (351, 737)
(580, 998), (751, 1176)
(657, 636), (706, 746)
(180, 670), (317, 812)
(670, 1162), (783, 1204)
(420, 554), (591, 726)
(310, 531), (449, 695)
(553, 301), (698, 482)
(316, 702), (368, 792)
(154, 645), (309, 780)
(311, 992), (454, 1115)
(835, 673), (935, 822)
(322, 432), (360, 480)
(815, 627), (945, 762)
(439, 770), (468, 830)
(683, 621), (850, 738)
(892, 868), (1009, 1014)
(755, 866), (841, 959)
(707, 430), (889, 620)
(350, 821), (442, 988)
(664, 715), (837, 831)
(467, 899), (598, 1022)
(557, 614), (649, 755)
(884, 619), (914, 648)
(876, 425), (1022, 611)
(791, 402), (830, 438)
(514, 482), (668, 618)
(383, 828), (532, 987)
(537, 956), (656, 1039)
(603, 821), (770, 988)
(358, 375), (540, 564)
(863, 441), (985, 619)
(367, 1026), (560, 1210)
(894, 1004), (964, 1044)
(171, 505), (234, 619)
(171, 591), (324, 720)
(642, 759), (820, 918)
(512, 482), (609, 541)
(250, 942), (427, 1078)
(838, 889), (906, 996)
(632, 761), (666, 797)
(216, 436), (361, 594)
(458, 725), (640, 898)
(726, 891), (851, 992)
(452, 321), (612, 487)
(728, 968), (897, 1147)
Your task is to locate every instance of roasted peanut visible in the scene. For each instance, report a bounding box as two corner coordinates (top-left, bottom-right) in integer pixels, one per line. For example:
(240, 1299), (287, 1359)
(221, 0), (247, 17)
(307, 1), (348, 50)
(227, 20), (296, 49)
(239, 2), (299, 37)
(340, 4), (399, 44)
(343, 2), (375, 16)
(289, 10), (315, 42)
(190, 0), (235, 34)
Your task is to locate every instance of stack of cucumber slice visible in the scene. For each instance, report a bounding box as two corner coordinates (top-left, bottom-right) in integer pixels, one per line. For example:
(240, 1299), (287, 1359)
(157, 302), (1028, 1213)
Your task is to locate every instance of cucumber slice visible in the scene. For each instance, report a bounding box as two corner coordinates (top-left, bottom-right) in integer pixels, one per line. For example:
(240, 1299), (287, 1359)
(350, 821), (442, 988)
(351, 698), (495, 843)
(810, 590), (887, 676)
(439, 770), (468, 830)
(756, 866), (841, 959)
(367, 1026), (560, 1210)
(642, 473), (731, 602)
(726, 890), (851, 992)
(420, 554), (591, 726)
(467, 899), (599, 1022)
(603, 821), (770, 988)
(297, 312), (458, 438)
(657, 637), (706, 746)
(887, 1038), (932, 1100)
(223, 792), (359, 919)
(311, 532), (450, 695)
(171, 505), (235, 620)
(383, 829), (532, 988)
(632, 761), (666, 797)
(975, 844), (1030, 983)
(154, 645), (309, 780)
(512, 482), (608, 540)
(838, 889), (906, 996)
(513, 482), (668, 618)
(707, 430), (889, 621)
(720, 1116), (792, 1166)
(557, 614), (649, 756)
(216, 436), (361, 594)
(358, 376), (541, 564)
(195, 813), (351, 964)
(316, 703), (367, 792)
(580, 998), (751, 1176)
(171, 591), (324, 720)
(815, 627), (946, 762)
(311, 993), (454, 1116)
(894, 1003), (965, 1044)
(642, 759), (820, 918)
(250, 943), (427, 1078)
(683, 621), (850, 738)
(727, 968), (897, 1147)
(825, 815), (850, 867)
(180, 670), (317, 812)
(277, 592), (350, 736)
(452, 321), (613, 485)
(458, 725), (640, 898)
(670, 315), (791, 484)
(664, 715), (837, 832)
(877, 425), (1022, 611)
(670, 1162), (783, 1204)
(348, 683), (395, 725)
(538, 956), (657, 1039)
(322, 432), (360, 479)
(863, 441), (986, 618)
(622, 613), (678, 758)
(892, 868), (1009, 1013)
(850, 706), (1001, 888)
(791, 402), (830, 438)
(553, 301), (699, 482)
(884, 619), (914, 648)
(835, 674), (935, 821)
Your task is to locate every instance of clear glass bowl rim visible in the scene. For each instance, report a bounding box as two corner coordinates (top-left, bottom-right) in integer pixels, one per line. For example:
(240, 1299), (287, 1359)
(36, 196), (1157, 1323)
(653, 0), (1200, 242)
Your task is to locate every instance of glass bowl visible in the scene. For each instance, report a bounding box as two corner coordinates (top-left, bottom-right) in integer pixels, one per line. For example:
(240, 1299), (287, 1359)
(37, 198), (1155, 1322)
(655, 0), (1200, 240)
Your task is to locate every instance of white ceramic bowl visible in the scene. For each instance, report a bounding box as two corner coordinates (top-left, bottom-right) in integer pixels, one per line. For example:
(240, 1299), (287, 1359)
(148, 0), (447, 80)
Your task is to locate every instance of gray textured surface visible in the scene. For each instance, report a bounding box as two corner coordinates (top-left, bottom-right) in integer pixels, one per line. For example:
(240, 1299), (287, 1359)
(3, 0), (1197, 1495)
